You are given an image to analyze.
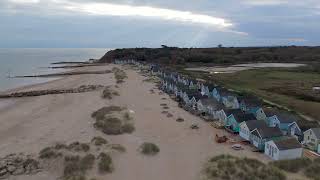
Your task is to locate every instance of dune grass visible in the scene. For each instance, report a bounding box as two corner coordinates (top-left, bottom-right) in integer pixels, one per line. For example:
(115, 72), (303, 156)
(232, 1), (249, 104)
(203, 155), (286, 180)
(91, 136), (108, 146)
(139, 142), (160, 155)
(98, 152), (113, 173)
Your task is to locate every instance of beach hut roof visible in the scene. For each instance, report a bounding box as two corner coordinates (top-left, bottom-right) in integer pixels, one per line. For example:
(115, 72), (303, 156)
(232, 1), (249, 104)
(272, 138), (302, 150)
(244, 120), (268, 131)
(252, 127), (283, 139)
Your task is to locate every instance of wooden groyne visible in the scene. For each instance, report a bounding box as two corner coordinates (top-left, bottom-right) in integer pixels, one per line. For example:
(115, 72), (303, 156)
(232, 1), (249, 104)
(0, 85), (104, 98)
(13, 70), (111, 78)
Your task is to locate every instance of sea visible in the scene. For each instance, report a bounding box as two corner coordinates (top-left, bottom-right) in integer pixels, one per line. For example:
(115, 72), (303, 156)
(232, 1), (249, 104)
(0, 48), (110, 92)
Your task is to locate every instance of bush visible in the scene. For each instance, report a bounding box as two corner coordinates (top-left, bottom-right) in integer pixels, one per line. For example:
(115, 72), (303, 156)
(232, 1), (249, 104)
(79, 154), (95, 171)
(39, 147), (62, 159)
(96, 117), (123, 135)
(112, 67), (127, 84)
(121, 123), (135, 134)
(304, 163), (320, 180)
(176, 118), (184, 122)
(270, 158), (311, 173)
(91, 106), (123, 120)
(68, 142), (90, 152)
(139, 142), (160, 155)
(203, 155), (286, 180)
(91, 136), (108, 146)
(101, 87), (120, 99)
(123, 112), (132, 121)
(98, 153), (113, 173)
(55, 143), (68, 150)
(110, 144), (126, 153)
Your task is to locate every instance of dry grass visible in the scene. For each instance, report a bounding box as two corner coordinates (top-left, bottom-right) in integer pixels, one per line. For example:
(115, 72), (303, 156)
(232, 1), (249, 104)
(92, 106), (135, 135)
(270, 158), (320, 180)
(121, 123), (135, 133)
(98, 152), (113, 173)
(91, 106), (123, 120)
(203, 155), (286, 180)
(270, 158), (311, 173)
(101, 86), (120, 99)
(112, 67), (127, 84)
(139, 142), (160, 156)
(91, 136), (108, 146)
(39, 147), (62, 159)
(110, 144), (126, 153)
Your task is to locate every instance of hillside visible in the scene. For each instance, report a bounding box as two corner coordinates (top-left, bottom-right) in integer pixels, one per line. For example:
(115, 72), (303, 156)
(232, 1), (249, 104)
(99, 46), (320, 65)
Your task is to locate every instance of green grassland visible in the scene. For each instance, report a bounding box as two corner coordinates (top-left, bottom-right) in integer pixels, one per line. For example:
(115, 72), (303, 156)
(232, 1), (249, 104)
(181, 66), (320, 130)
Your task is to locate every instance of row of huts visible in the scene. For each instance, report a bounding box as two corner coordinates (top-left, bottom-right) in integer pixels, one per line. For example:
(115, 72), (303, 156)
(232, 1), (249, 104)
(114, 59), (320, 160)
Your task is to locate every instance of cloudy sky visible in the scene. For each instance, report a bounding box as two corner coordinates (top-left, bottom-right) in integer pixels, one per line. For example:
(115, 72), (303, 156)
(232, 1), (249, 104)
(0, 0), (319, 48)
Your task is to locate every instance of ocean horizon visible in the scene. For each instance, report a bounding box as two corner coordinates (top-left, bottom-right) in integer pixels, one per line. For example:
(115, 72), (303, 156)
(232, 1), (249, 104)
(0, 48), (110, 92)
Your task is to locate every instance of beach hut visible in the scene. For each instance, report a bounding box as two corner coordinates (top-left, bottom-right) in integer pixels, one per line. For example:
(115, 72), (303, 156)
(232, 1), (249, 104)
(250, 127), (283, 151)
(227, 113), (257, 133)
(238, 96), (266, 120)
(265, 138), (302, 160)
(239, 120), (268, 141)
(264, 109), (302, 139)
(303, 128), (320, 153)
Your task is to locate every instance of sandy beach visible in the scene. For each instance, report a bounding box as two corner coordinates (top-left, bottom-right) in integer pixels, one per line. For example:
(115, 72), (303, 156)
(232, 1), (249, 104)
(0, 64), (269, 180)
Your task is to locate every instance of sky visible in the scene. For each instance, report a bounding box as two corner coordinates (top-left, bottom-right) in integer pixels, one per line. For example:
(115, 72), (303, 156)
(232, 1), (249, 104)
(0, 0), (319, 48)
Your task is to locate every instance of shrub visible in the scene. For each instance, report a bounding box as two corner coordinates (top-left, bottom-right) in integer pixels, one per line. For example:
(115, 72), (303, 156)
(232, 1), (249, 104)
(91, 106), (123, 120)
(139, 142), (160, 155)
(176, 118), (184, 122)
(55, 143), (68, 150)
(98, 117), (123, 135)
(203, 155), (286, 180)
(39, 147), (61, 159)
(112, 67), (127, 84)
(304, 163), (320, 180)
(270, 158), (311, 173)
(64, 156), (81, 178)
(123, 112), (132, 121)
(121, 123), (135, 134)
(101, 87), (120, 99)
(110, 144), (126, 153)
(79, 154), (95, 171)
(91, 136), (108, 146)
(68, 142), (90, 152)
(98, 153), (113, 173)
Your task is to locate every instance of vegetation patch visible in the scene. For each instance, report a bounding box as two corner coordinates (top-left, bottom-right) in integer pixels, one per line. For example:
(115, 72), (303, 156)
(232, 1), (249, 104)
(63, 154), (95, 180)
(39, 147), (62, 159)
(176, 118), (185, 122)
(139, 142), (160, 156)
(91, 106), (123, 120)
(112, 67), (127, 84)
(92, 106), (135, 135)
(202, 155), (286, 180)
(110, 144), (126, 153)
(101, 86), (120, 99)
(98, 153), (113, 173)
(270, 158), (320, 180)
(121, 123), (135, 133)
(91, 136), (108, 146)
(270, 158), (311, 173)
(68, 142), (90, 152)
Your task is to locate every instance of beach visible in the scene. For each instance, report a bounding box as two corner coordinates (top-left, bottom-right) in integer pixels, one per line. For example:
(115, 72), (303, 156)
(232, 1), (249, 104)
(0, 64), (269, 180)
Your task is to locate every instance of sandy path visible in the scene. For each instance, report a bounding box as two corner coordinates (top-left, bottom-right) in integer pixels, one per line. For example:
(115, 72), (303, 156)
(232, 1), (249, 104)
(0, 64), (269, 180)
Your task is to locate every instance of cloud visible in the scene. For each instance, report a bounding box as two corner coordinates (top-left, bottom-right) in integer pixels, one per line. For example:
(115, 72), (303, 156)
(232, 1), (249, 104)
(9, 0), (40, 3)
(4, 0), (239, 32)
(63, 1), (232, 28)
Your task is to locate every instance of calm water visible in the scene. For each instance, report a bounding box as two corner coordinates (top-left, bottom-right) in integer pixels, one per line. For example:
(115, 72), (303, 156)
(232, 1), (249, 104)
(0, 48), (110, 92)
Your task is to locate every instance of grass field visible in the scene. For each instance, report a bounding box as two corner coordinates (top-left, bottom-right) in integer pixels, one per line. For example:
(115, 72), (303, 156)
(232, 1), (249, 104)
(183, 67), (320, 130)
